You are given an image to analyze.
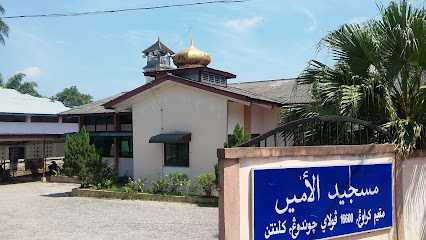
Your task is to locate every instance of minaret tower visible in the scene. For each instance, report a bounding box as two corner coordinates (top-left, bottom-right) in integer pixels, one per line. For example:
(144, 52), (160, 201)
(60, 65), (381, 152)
(142, 37), (175, 83)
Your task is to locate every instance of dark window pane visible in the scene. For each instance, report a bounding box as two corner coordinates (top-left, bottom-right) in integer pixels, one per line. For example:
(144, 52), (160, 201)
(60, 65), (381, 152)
(165, 144), (177, 165)
(177, 143), (189, 166)
(120, 114), (132, 124)
(62, 116), (78, 123)
(92, 137), (114, 157)
(85, 116), (96, 125)
(31, 116), (59, 123)
(164, 143), (189, 166)
(120, 137), (133, 157)
(106, 115), (114, 124)
(0, 115), (26, 122)
(96, 116), (107, 125)
(18, 147), (25, 159)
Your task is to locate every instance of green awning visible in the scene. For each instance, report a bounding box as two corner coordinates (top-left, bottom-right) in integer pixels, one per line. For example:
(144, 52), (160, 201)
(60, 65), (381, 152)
(149, 132), (191, 143)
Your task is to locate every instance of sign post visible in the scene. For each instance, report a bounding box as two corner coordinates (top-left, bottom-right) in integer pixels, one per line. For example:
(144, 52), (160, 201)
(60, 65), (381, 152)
(252, 164), (392, 240)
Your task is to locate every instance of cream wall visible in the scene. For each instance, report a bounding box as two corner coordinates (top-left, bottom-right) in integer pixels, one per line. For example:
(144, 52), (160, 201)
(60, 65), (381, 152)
(102, 157), (134, 176)
(227, 102), (244, 134)
(132, 83), (228, 182)
(402, 156), (426, 240)
(227, 102), (281, 148)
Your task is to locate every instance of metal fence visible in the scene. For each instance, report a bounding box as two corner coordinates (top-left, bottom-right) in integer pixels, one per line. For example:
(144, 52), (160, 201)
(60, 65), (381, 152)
(238, 115), (391, 147)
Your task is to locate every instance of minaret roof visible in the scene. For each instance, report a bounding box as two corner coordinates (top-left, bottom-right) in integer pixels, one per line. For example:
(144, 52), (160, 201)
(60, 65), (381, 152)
(142, 37), (175, 55)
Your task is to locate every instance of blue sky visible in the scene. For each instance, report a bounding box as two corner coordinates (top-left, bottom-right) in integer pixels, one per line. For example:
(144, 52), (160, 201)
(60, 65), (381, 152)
(0, 0), (424, 100)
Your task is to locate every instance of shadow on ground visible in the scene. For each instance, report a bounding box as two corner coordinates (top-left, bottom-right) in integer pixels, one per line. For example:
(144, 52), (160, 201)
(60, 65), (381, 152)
(0, 174), (44, 185)
(41, 192), (72, 198)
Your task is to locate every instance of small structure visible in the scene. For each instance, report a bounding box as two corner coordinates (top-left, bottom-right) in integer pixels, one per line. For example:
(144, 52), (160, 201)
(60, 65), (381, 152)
(0, 88), (78, 175)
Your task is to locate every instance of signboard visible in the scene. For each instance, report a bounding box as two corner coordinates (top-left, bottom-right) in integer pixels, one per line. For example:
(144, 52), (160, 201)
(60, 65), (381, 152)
(252, 164), (392, 240)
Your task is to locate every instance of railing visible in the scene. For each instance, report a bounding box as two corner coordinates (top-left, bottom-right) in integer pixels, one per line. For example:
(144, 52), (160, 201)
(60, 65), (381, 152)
(238, 115), (391, 147)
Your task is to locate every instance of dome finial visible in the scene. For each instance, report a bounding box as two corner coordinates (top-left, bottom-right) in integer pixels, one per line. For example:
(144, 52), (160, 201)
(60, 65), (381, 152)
(173, 35), (211, 68)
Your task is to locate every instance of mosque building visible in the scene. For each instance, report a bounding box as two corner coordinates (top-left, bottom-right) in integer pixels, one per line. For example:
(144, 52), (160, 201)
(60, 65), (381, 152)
(60, 37), (310, 180)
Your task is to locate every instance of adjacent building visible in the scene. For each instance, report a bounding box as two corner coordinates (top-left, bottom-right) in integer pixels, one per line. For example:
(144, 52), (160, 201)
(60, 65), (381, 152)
(0, 88), (78, 172)
(60, 37), (310, 181)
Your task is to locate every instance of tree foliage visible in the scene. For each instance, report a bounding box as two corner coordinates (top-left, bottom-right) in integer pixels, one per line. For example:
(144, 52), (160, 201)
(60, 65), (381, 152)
(0, 4), (9, 46)
(224, 123), (250, 148)
(0, 73), (41, 97)
(52, 86), (92, 107)
(282, 0), (426, 153)
(63, 127), (103, 186)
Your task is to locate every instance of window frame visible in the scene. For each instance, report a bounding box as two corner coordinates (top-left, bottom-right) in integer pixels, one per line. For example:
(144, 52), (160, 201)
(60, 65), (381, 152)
(163, 142), (189, 167)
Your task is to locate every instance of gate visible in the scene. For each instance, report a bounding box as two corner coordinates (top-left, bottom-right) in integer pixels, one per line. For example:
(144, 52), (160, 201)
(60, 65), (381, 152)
(238, 115), (390, 147)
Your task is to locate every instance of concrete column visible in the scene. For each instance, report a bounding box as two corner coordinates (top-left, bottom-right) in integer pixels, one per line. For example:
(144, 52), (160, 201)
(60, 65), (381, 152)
(243, 105), (251, 135)
(113, 114), (120, 175)
(218, 157), (240, 240)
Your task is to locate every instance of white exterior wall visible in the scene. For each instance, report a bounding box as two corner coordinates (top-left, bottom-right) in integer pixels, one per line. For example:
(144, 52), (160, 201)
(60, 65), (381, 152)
(251, 104), (280, 134)
(227, 102), (281, 147)
(132, 83), (228, 182)
(227, 102), (244, 134)
(403, 156), (426, 240)
(102, 157), (133, 176)
(0, 122), (78, 134)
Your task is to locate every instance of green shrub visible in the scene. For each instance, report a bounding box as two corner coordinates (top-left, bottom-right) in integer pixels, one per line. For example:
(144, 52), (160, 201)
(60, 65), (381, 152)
(224, 123), (250, 148)
(124, 177), (136, 193)
(136, 177), (147, 192)
(150, 176), (168, 194)
(167, 173), (189, 194)
(104, 179), (114, 189)
(150, 173), (189, 195)
(195, 173), (216, 197)
(62, 126), (103, 187)
(186, 179), (201, 196)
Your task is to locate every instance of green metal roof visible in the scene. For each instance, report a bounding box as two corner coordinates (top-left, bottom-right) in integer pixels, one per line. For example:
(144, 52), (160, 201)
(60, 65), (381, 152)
(149, 132), (191, 143)
(0, 88), (70, 115)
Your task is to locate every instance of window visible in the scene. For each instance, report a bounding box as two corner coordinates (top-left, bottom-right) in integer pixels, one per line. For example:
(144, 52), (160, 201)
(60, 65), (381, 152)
(120, 114), (132, 124)
(83, 115), (115, 131)
(0, 115), (26, 122)
(164, 143), (189, 166)
(62, 116), (78, 123)
(120, 137), (133, 157)
(90, 137), (114, 157)
(31, 116), (59, 123)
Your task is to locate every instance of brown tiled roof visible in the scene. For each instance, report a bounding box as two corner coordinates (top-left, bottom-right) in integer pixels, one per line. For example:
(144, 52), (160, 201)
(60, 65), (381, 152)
(104, 75), (311, 109)
(226, 79), (311, 105)
(59, 92), (129, 115)
(142, 38), (174, 55)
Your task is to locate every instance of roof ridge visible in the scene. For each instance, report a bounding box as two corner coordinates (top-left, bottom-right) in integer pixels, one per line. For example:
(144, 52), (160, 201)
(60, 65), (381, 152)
(229, 78), (298, 85)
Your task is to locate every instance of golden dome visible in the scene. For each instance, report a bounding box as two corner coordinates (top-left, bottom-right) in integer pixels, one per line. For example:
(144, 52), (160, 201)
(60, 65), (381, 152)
(173, 36), (211, 68)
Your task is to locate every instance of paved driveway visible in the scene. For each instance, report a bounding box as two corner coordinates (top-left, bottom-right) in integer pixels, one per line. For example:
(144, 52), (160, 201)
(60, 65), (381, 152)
(0, 182), (218, 240)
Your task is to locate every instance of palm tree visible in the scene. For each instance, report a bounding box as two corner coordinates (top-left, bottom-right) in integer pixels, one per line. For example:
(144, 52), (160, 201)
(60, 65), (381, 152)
(281, 0), (426, 152)
(0, 4), (9, 45)
(1, 73), (41, 97)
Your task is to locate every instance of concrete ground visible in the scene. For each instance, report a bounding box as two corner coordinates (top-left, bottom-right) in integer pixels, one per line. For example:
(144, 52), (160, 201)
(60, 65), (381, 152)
(0, 182), (218, 240)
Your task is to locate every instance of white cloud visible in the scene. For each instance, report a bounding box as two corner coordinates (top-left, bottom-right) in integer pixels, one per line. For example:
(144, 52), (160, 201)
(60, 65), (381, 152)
(296, 8), (317, 32)
(19, 67), (41, 78)
(347, 17), (369, 25)
(223, 16), (263, 32)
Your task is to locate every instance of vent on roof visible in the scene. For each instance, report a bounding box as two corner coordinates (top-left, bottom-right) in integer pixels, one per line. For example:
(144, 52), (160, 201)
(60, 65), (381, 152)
(201, 72), (226, 86)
